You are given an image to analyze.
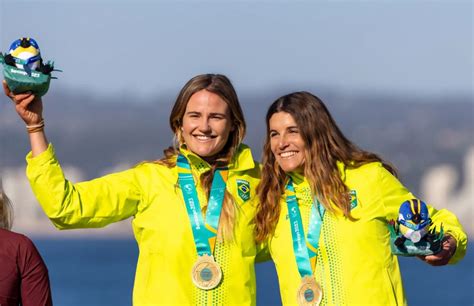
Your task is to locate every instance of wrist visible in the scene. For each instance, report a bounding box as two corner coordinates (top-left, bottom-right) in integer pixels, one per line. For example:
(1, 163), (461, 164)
(26, 119), (45, 134)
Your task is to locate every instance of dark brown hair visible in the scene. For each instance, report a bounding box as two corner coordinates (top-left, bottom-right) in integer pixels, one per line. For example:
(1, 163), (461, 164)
(255, 91), (396, 242)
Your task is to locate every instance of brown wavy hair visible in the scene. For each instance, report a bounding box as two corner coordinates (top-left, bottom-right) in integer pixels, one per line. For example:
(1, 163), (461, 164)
(158, 74), (246, 241)
(255, 91), (396, 243)
(0, 180), (13, 230)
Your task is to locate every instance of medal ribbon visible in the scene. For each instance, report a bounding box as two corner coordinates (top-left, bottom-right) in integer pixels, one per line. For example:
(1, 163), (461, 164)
(177, 154), (228, 256)
(286, 178), (325, 278)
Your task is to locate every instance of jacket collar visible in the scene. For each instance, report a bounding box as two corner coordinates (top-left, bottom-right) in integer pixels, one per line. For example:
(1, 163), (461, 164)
(287, 171), (306, 187)
(286, 160), (347, 200)
(287, 160), (347, 186)
(285, 161), (348, 211)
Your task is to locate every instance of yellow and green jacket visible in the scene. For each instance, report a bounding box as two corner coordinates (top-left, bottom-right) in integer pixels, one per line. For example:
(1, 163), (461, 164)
(26, 143), (261, 306)
(268, 162), (467, 306)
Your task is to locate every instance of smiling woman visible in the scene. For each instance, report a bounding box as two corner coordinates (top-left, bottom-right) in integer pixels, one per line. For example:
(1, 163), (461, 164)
(3, 74), (262, 305)
(256, 91), (467, 306)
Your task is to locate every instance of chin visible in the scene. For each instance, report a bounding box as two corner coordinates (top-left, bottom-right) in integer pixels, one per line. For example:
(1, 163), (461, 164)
(278, 162), (304, 173)
(187, 141), (228, 160)
(192, 147), (218, 158)
(280, 165), (297, 173)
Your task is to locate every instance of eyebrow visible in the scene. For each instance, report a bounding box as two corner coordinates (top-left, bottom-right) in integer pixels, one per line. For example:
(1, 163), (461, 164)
(269, 125), (299, 130)
(185, 111), (227, 116)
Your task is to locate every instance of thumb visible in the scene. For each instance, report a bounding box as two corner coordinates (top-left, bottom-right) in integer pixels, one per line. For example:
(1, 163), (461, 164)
(2, 80), (12, 97)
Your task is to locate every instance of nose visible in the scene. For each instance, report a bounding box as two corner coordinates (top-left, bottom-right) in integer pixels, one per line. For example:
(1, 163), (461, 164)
(198, 117), (211, 133)
(278, 134), (289, 149)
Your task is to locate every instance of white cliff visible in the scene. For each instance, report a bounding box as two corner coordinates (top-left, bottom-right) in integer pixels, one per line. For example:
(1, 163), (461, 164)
(3, 166), (133, 238)
(3, 148), (472, 238)
(421, 146), (474, 237)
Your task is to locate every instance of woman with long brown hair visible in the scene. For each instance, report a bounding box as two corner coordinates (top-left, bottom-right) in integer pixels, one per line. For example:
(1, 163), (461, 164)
(255, 91), (467, 305)
(3, 74), (261, 305)
(0, 181), (53, 305)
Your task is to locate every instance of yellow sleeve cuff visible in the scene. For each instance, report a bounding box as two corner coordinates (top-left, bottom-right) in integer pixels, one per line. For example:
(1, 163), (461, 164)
(25, 143), (55, 165)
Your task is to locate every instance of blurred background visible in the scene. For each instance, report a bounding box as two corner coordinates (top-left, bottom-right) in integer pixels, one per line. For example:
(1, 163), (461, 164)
(0, 0), (472, 305)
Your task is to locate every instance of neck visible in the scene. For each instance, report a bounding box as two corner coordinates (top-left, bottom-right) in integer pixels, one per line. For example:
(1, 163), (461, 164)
(201, 150), (231, 167)
(202, 155), (218, 165)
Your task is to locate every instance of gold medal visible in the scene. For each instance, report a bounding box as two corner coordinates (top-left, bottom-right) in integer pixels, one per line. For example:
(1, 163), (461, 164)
(297, 276), (323, 306)
(191, 254), (222, 290)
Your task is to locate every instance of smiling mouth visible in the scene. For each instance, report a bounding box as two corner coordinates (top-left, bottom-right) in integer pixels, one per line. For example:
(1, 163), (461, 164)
(279, 151), (299, 158)
(193, 135), (216, 141)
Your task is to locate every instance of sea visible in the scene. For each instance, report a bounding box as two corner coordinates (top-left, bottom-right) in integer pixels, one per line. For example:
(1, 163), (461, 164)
(33, 239), (473, 306)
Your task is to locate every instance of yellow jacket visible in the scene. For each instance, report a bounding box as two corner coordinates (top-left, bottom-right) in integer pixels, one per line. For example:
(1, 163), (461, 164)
(26, 143), (261, 306)
(268, 162), (467, 306)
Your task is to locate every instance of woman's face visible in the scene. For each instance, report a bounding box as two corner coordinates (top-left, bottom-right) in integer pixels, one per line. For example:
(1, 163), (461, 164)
(269, 111), (306, 173)
(181, 89), (233, 160)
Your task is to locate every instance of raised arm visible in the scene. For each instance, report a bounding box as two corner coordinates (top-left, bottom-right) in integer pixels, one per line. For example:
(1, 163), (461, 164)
(4, 79), (141, 229)
(3, 80), (48, 156)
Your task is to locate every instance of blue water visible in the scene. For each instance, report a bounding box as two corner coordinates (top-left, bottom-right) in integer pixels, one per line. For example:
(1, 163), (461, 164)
(33, 239), (473, 305)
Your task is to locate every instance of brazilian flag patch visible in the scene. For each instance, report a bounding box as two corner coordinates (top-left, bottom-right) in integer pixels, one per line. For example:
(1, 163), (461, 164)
(237, 179), (250, 202)
(349, 190), (358, 210)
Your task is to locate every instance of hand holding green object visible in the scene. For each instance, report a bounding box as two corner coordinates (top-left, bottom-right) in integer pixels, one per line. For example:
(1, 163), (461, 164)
(2, 80), (43, 126)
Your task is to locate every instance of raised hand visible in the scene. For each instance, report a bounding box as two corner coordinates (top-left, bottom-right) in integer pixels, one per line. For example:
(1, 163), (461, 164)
(3, 80), (43, 125)
(3, 80), (48, 156)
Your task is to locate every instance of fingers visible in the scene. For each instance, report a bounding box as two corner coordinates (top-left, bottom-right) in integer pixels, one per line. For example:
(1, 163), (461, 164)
(2, 80), (12, 97)
(15, 95), (38, 122)
(3, 80), (34, 103)
(2, 80), (8, 92)
(3, 80), (43, 125)
(421, 250), (451, 266)
(418, 235), (457, 266)
(13, 92), (35, 104)
(17, 94), (36, 110)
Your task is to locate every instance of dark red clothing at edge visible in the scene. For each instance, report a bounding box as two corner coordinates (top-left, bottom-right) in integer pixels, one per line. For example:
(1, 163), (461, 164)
(0, 228), (52, 306)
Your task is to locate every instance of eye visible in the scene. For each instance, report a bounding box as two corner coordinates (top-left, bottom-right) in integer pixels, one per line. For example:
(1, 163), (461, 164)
(210, 114), (226, 120)
(288, 127), (299, 134)
(269, 131), (278, 137)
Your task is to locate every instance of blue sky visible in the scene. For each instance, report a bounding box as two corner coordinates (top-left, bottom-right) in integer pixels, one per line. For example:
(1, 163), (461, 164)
(0, 0), (472, 98)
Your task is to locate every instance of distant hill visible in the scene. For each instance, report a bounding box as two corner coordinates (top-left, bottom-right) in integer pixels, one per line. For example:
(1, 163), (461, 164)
(1, 86), (472, 194)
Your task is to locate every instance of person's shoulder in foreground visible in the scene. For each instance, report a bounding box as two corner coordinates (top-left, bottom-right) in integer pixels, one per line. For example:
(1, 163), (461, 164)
(0, 226), (53, 305)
